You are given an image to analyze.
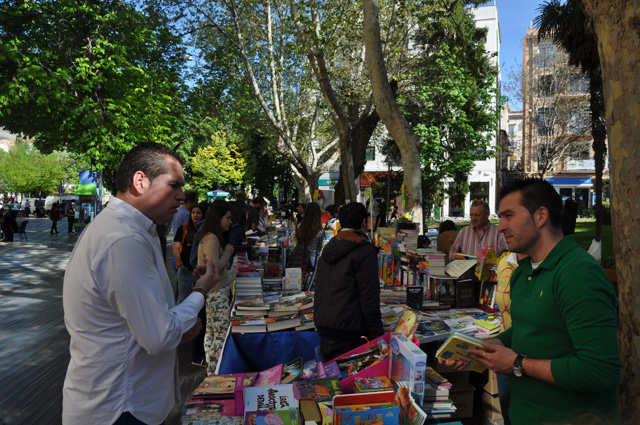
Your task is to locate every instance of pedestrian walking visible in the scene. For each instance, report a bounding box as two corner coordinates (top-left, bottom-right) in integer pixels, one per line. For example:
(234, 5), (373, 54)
(50, 203), (61, 235)
(67, 204), (76, 233)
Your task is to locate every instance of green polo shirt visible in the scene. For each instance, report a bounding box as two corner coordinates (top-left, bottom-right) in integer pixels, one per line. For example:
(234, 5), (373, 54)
(497, 236), (621, 425)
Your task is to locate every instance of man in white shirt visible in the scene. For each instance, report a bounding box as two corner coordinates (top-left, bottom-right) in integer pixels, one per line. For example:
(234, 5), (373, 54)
(62, 143), (220, 425)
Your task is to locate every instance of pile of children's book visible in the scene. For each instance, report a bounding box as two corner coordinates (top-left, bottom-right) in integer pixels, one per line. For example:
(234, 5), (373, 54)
(181, 332), (446, 425)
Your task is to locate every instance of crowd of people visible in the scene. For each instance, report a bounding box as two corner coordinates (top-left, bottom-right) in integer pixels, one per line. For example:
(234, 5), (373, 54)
(55, 142), (621, 425)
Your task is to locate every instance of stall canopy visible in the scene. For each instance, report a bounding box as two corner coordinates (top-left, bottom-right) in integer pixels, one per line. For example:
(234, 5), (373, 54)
(207, 190), (230, 199)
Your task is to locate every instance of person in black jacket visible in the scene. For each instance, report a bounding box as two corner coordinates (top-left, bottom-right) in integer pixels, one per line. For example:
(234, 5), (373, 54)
(314, 202), (384, 361)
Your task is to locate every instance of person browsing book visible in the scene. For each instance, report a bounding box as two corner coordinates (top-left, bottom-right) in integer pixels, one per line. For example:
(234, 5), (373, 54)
(62, 143), (220, 425)
(448, 200), (507, 261)
(442, 179), (621, 425)
(197, 203), (234, 374)
(314, 202), (384, 360)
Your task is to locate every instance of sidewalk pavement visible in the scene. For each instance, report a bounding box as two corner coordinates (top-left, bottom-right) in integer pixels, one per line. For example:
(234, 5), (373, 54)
(0, 217), (197, 425)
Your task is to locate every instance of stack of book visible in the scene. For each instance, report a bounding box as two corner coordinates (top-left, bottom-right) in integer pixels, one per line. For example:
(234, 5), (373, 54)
(235, 276), (263, 298)
(472, 313), (502, 337)
(423, 367), (456, 419)
(232, 292), (315, 333)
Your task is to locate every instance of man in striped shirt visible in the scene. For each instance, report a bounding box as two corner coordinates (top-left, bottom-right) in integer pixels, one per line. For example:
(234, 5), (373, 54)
(449, 200), (507, 261)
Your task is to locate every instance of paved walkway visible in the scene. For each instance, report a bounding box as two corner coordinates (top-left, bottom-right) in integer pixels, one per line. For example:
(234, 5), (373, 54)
(0, 217), (206, 425)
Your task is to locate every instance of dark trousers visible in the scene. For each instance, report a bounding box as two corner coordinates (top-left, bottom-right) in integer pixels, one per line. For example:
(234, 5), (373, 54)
(320, 335), (366, 362)
(113, 411), (165, 425)
(68, 217), (75, 233)
(50, 220), (58, 234)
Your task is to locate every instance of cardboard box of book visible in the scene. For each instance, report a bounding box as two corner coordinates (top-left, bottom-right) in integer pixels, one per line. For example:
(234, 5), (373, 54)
(480, 389), (503, 421)
(449, 383), (475, 419)
(471, 369), (499, 396)
(322, 333), (392, 394)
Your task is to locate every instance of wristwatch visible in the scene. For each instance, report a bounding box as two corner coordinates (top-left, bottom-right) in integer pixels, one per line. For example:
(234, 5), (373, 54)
(513, 354), (526, 377)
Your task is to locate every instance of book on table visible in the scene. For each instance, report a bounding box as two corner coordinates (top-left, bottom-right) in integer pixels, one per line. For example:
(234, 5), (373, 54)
(281, 357), (303, 384)
(298, 398), (323, 425)
(292, 377), (343, 402)
(191, 372), (259, 400)
(231, 314), (269, 333)
(244, 409), (299, 425)
(435, 331), (488, 373)
(243, 383), (298, 412)
(332, 391), (399, 425)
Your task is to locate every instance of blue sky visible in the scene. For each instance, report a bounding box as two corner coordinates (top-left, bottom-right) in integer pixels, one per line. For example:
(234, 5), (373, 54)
(497, 0), (546, 109)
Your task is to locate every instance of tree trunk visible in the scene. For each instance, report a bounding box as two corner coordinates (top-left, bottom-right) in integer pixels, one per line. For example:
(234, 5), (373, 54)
(589, 68), (606, 243)
(579, 1), (640, 422)
(362, 0), (423, 232)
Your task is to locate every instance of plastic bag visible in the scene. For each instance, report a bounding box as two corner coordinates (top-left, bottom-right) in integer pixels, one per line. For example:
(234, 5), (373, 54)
(588, 239), (602, 262)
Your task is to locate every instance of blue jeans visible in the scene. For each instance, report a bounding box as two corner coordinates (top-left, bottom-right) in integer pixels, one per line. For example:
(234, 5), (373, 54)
(177, 268), (196, 304)
(113, 412), (165, 425)
(497, 372), (511, 425)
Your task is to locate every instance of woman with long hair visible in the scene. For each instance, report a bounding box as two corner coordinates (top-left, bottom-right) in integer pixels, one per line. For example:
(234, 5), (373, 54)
(228, 202), (253, 265)
(294, 202), (325, 289)
(197, 203), (234, 373)
(173, 204), (204, 303)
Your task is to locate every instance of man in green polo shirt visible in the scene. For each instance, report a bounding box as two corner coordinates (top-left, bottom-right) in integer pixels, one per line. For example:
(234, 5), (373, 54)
(467, 179), (621, 425)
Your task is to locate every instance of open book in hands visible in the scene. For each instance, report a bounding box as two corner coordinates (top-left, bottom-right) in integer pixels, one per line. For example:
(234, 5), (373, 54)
(435, 331), (488, 373)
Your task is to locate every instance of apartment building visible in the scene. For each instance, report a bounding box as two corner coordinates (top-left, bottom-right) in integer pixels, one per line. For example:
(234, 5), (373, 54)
(521, 27), (608, 213)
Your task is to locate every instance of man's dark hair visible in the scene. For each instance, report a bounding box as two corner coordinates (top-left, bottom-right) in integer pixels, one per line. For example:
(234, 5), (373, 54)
(251, 196), (267, 209)
(184, 190), (198, 205)
(439, 219), (457, 233)
(339, 202), (368, 229)
(500, 178), (563, 230)
(231, 202), (248, 230)
(471, 199), (490, 214)
(115, 143), (183, 193)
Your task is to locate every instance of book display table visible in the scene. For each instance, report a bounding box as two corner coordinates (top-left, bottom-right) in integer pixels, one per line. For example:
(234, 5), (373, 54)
(218, 330), (320, 374)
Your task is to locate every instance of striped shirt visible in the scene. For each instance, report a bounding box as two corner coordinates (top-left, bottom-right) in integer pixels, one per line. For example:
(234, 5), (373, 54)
(449, 222), (507, 261)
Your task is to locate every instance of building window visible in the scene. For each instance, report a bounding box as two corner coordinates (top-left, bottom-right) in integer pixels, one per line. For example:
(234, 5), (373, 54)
(568, 109), (590, 134)
(538, 75), (556, 97)
(567, 141), (591, 161)
(569, 77), (589, 95)
(365, 147), (375, 161)
(537, 107), (554, 136)
(470, 182), (489, 205)
(538, 43), (556, 67)
(508, 124), (515, 136)
(537, 142), (554, 171)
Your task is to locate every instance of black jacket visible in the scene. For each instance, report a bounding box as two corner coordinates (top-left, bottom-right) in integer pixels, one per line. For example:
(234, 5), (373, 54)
(314, 229), (384, 340)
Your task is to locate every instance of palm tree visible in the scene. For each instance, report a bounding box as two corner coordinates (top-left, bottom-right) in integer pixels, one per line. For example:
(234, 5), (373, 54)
(534, 0), (607, 246)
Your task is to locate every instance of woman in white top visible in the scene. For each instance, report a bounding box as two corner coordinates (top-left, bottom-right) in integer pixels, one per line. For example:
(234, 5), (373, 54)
(196, 203), (234, 373)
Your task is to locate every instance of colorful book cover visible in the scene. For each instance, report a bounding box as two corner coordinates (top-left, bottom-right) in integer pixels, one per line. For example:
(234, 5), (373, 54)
(435, 331), (488, 373)
(394, 310), (419, 339)
(320, 361), (341, 378)
(389, 333), (427, 405)
(181, 417), (243, 425)
(354, 376), (394, 393)
(182, 399), (236, 419)
(424, 367), (451, 391)
(281, 357), (303, 384)
(293, 377), (342, 402)
(245, 410), (299, 425)
(243, 384), (298, 412)
(333, 391), (399, 425)
(192, 373), (257, 399)
(302, 359), (318, 380)
(255, 364), (284, 387)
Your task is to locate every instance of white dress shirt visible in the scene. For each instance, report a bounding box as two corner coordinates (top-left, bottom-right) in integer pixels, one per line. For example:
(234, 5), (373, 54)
(62, 197), (204, 425)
